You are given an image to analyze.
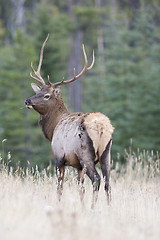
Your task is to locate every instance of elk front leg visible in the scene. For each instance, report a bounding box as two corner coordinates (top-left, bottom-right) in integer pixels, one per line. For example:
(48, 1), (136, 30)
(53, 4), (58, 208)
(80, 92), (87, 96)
(77, 168), (85, 204)
(100, 139), (112, 204)
(55, 159), (65, 201)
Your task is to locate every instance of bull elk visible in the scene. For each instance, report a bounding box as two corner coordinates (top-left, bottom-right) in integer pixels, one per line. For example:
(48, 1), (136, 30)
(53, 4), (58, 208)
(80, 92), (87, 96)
(25, 35), (114, 207)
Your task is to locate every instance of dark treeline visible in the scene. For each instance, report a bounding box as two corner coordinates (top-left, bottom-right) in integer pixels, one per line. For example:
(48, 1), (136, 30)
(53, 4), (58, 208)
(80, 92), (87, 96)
(0, 0), (159, 169)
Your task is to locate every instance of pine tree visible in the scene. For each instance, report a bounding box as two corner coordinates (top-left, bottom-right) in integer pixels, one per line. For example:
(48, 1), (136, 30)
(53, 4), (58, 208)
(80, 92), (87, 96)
(0, 30), (51, 168)
(83, 6), (160, 158)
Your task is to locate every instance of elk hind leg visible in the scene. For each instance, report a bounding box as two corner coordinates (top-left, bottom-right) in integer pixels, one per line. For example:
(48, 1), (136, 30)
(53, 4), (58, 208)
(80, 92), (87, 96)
(79, 157), (101, 208)
(99, 139), (112, 204)
(76, 129), (101, 208)
(84, 165), (101, 209)
(90, 169), (101, 209)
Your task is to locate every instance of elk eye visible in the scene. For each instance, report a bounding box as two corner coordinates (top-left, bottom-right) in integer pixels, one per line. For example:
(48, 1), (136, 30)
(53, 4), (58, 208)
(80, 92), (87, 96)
(44, 94), (50, 100)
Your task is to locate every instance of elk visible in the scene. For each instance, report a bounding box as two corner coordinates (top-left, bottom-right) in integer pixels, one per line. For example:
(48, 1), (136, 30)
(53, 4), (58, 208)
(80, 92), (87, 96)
(25, 35), (114, 207)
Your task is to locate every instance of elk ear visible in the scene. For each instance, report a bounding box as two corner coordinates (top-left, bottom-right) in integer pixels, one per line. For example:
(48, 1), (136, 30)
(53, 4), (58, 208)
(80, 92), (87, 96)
(31, 83), (41, 93)
(54, 87), (61, 97)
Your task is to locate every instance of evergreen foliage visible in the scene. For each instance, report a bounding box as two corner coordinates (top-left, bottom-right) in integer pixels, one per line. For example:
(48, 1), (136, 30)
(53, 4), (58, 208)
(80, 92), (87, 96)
(83, 6), (160, 158)
(0, 0), (159, 168)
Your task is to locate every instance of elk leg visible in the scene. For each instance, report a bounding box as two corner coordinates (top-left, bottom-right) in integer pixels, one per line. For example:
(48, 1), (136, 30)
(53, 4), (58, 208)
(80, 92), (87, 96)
(56, 165), (65, 201)
(76, 129), (101, 208)
(87, 168), (101, 209)
(55, 159), (65, 201)
(77, 168), (85, 204)
(81, 162), (101, 209)
(100, 139), (112, 204)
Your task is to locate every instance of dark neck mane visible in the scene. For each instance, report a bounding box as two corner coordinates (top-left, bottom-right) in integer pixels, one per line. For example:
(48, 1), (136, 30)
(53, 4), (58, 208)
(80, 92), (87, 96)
(39, 98), (69, 141)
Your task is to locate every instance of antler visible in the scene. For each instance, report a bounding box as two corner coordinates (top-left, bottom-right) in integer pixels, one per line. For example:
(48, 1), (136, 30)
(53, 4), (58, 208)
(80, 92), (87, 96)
(30, 34), (95, 87)
(48, 44), (95, 88)
(30, 34), (49, 85)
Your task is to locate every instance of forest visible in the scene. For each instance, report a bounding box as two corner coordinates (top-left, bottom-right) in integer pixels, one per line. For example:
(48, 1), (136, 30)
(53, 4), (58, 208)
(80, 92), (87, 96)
(0, 0), (160, 169)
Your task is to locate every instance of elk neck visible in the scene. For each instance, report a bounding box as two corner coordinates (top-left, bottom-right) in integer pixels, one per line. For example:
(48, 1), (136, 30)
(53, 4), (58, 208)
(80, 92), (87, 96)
(39, 97), (69, 141)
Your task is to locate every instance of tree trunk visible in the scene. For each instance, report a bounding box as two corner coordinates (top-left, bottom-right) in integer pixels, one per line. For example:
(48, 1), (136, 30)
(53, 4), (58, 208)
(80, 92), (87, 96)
(10, 0), (26, 36)
(74, 24), (83, 112)
(67, 0), (75, 111)
(95, 0), (105, 74)
(74, 0), (83, 112)
(66, 0), (83, 112)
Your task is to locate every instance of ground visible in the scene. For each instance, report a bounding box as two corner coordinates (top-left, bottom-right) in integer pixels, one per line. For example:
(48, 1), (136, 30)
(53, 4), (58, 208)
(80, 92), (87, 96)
(0, 153), (160, 240)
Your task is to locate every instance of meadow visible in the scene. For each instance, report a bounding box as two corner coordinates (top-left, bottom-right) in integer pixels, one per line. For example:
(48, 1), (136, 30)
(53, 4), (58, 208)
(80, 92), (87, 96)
(0, 149), (160, 240)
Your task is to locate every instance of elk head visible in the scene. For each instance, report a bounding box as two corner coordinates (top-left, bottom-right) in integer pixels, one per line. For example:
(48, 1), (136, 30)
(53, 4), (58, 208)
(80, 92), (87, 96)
(25, 34), (95, 115)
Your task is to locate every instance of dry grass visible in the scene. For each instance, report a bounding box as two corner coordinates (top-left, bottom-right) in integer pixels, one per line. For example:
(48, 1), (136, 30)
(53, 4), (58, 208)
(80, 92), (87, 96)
(0, 150), (160, 240)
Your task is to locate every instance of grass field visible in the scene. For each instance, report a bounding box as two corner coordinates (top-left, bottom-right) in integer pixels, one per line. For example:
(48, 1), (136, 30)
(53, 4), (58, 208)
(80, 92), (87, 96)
(0, 150), (160, 240)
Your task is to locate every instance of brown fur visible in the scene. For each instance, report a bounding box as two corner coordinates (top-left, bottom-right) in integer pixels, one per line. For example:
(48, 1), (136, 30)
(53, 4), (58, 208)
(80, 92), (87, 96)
(25, 36), (114, 207)
(39, 98), (69, 141)
(25, 85), (114, 207)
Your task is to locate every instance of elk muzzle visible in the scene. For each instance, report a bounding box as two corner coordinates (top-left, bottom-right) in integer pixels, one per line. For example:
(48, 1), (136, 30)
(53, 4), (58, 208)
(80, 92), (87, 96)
(25, 98), (34, 109)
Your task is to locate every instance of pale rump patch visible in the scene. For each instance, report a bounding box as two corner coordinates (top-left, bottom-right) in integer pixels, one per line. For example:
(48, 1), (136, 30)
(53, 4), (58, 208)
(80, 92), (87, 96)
(84, 112), (114, 157)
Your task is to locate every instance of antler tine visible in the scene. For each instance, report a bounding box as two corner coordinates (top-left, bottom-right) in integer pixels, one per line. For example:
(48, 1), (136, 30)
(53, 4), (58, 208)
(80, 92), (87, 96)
(30, 34), (49, 85)
(37, 34), (49, 73)
(52, 44), (95, 88)
(30, 70), (44, 84)
(47, 75), (51, 85)
(87, 49), (95, 70)
(82, 44), (88, 69)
